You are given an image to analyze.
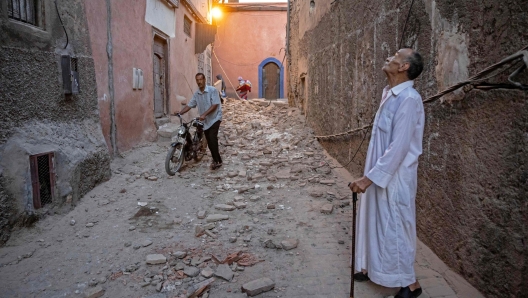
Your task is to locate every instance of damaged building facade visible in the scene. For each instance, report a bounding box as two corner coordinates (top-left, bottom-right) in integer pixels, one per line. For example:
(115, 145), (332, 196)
(85, 0), (217, 153)
(287, 0), (527, 297)
(0, 0), (218, 245)
(0, 0), (111, 245)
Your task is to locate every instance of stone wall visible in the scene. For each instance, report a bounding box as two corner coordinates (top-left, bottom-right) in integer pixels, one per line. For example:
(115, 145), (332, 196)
(287, 0), (528, 296)
(0, 0), (111, 246)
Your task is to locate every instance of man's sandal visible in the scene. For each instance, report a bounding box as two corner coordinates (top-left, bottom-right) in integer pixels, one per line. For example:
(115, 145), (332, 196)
(353, 272), (370, 282)
(395, 286), (422, 298)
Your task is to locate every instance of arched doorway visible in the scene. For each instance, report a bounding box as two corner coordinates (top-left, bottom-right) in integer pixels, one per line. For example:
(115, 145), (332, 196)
(258, 57), (284, 99)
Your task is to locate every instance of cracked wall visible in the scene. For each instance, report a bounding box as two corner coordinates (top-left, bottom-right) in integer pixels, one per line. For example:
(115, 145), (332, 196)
(0, 0), (111, 245)
(287, 0), (528, 296)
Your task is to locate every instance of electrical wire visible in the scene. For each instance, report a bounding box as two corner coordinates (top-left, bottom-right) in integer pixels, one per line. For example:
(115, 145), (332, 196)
(54, 0), (69, 49)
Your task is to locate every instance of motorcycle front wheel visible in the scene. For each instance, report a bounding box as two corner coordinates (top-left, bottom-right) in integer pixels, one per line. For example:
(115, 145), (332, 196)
(165, 142), (185, 175)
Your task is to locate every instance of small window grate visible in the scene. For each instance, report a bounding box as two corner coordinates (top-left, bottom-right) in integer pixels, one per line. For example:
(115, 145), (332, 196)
(184, 15), (192, 37)
(37, 155), (52, 206)
(71, 57), (78, 72)
(30, 152), (55, 209)
(8, 0), (40, 27)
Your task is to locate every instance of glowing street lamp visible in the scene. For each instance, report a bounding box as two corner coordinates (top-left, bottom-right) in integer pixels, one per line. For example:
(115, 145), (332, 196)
(212, 7), (222, 19)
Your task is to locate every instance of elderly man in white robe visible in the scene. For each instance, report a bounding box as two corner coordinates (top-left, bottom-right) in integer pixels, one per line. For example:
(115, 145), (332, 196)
(349, 48), (425, 298)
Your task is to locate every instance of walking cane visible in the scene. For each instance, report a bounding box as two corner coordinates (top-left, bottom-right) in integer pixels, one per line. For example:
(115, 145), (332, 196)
(349, 183), (358, 298)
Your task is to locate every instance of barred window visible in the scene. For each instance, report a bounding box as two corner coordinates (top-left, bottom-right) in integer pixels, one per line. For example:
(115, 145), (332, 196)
(184, 15), (192, 37)
(8, 0), (44, 28)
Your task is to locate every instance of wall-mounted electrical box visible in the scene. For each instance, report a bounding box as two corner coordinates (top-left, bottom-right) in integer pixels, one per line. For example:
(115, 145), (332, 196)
(61, 55), (80, 95)
(133, 68), (144, 90)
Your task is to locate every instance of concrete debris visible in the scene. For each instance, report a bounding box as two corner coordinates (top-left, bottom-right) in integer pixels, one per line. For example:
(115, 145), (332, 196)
(205, 214), (229, 222)
(173, 251), (187, 259)
(197, 210), (207, 219)
(321, 204), (334, 214)
(214, 264), (234, 281)
(241, 277), (275, 296)
(281, 239), (299, 250)
(84, 285), (105, 298)
(146, 254), (166, 265)
(214, 204), (236, 211)
(183, 266), (200, 277)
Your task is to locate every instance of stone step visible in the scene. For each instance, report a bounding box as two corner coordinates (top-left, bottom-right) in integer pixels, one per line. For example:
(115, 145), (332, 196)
(155, 117), (170, 129)
(157, 123), (180, 140)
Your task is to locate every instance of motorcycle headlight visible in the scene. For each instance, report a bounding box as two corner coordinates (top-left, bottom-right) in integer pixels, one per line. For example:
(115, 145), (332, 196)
(178, 126), (186, 135)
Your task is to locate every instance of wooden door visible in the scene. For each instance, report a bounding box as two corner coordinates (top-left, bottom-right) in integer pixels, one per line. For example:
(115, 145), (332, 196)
(263, 62), (280, 100)
(153, 37), (167, 118)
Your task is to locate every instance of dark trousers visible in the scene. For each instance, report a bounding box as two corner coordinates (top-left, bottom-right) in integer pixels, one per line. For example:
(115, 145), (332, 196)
(204, 120), (222, 163)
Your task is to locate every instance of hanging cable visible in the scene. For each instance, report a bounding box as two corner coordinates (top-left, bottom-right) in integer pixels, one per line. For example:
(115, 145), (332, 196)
(54, 0), (69, 49)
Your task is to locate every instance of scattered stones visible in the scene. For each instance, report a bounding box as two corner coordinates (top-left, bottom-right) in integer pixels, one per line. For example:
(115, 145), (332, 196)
(201, 267), (214, 278)
(214, 264), (234, 281)
(142, 239), (153, 247)
(86, 223), (94, 228)
(249, 195), (260, 202)
(233, 196), (245, 202)
(204, 230), (218, 239)
(229, 237), (237, 243)
(241, 277), (275, 296)
(129, 226), (136, 231)
(309, 190), (323, 198)
(84, 285), (105, 298)
(321, 204), (334, 214)
(205, 214), (229, 222)
(214, 204), (236, 211)
(281, 239), (299, 250)
(203, 223), (215, 230)
(195, 226), (205, 237)
(197, 210), (207, 219)
(238, 170), (247, 177)
(320, 179), (335, 185)
(146, 254), (166, 265)
(227, 172), (238, 178)
(147, 176), (158, 181)
(70, 219), (76, 226)
(267, 204), (275, 209)
(184, 266), (200, 277)
(124, 242), (131, 247)
(174, 251), (187, 259)
(338, 240), (345, 244)
(234, 201), (246, 209)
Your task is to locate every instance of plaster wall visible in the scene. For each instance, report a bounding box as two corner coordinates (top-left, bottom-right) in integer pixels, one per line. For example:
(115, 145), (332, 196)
(211, 8), (288, 99)
(0, 0), (111, 245)
(288, 0), (528, 296)
(85, 0), (203, 153)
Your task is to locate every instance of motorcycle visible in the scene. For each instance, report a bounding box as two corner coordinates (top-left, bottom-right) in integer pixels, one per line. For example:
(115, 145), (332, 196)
(165, 114), (207, 175)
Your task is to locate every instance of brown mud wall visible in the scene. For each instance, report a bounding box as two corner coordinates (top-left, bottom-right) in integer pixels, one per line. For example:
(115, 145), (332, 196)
(287, 0), (528, 296)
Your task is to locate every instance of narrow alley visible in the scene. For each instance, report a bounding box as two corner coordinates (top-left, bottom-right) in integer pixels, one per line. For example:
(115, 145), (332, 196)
(1, 0), (527, 297)
(0, 100), (481, 298)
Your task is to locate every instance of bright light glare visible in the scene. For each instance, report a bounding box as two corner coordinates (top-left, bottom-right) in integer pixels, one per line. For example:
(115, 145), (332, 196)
(212, 7), (222, 19)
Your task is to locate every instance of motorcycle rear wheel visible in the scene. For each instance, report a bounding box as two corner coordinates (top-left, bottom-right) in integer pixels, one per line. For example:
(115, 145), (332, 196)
(165, 142), (185, 175)
(194, 137), (208, 162)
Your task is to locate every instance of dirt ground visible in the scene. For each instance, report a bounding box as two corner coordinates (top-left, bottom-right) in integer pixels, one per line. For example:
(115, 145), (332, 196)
(0, 99), (481, 298)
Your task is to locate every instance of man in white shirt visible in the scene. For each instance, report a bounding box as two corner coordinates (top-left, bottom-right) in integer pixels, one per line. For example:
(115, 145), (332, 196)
(349, 48), (425, 298)
(179, 73), (223, 170)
